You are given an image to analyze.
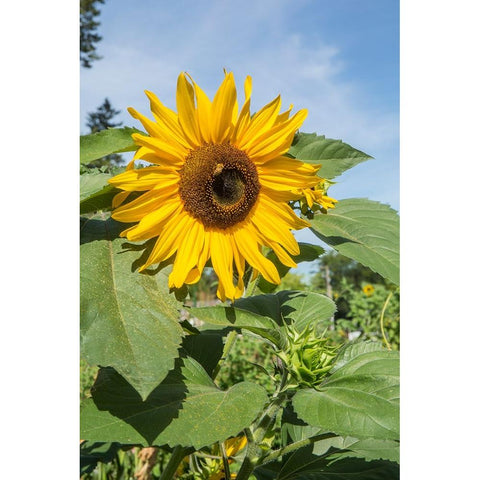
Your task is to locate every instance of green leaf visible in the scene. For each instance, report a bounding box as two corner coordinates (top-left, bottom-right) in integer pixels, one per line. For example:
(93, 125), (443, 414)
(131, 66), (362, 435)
(309, 199), (399, 285)
(80, 127), (141, 165)
(80, 212), (184, 400)
(181, 333), (225, 377)
(331, 341), (386, 373)
(288, 132), (372, 180)
(258, 243), (325, 293)
(189, 304), (283, 347)
(281, 403), (398, 465)
(80, 357), (268, 448)
(292, 349), (399, 440)
(80, 172), (113, 201)
(330, 438), (400, 464)
(80, 171), (121, 214)
(80, 442), (122, 476)
(254, 445), (399, 480)
(235, 290), (336, 332)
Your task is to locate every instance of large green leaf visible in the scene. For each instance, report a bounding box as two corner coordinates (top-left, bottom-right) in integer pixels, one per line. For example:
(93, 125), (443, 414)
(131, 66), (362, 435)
(235, 290), (336, 333)
(254, 445), (399, 480)
(80, 127), (141, 165)
(292, 349), (399, 441)
(189, 304), (283, 347)
(80, 357), (268, 448)
(309, 199), (399, 285)
(330, 438), (400, 464)
(288, 133), (372, 180)
(281, 401), (398, 465)
(80, 212), (184, 400)
(80, 171), (120, 214)
(331, 341), (386, 373)
(257, 243), (325, 293)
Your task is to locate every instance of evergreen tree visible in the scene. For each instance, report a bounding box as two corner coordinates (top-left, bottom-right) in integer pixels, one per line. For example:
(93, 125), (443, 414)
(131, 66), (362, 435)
(86, 98), (122, 133)
(86, 98), (124, 168)
(80, 0), (105, 68)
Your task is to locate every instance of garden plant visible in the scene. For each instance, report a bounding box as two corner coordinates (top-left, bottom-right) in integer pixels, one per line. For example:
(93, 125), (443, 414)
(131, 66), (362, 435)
(80, 72), (400, 479)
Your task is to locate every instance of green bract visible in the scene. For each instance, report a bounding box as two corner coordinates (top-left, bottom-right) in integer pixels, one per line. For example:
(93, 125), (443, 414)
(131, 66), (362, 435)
(278, 325), (339, 388)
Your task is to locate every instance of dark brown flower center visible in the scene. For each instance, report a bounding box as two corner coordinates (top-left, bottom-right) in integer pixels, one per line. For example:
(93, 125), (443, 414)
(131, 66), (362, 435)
(179, 144), (260, 229)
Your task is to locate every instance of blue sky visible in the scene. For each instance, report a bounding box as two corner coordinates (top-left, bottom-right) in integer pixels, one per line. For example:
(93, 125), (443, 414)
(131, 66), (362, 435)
(80, 0), (399, 267)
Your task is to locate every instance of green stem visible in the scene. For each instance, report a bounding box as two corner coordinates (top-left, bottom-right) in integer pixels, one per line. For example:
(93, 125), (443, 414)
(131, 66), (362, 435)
(245, 270), (259, 297)
(235, 428), (257, 480)
(261, 432), (338, 464)
(220, 441), (231, 480)
(212, 330), (238, 380)
(253, 393), (287, 442)
(159, 446), (192, 480)
(235, 393), (288, 480)
(380, 291), (393, 350)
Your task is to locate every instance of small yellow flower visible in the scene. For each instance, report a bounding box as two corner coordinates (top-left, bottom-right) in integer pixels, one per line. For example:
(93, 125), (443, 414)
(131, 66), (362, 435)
(363, 284), (375, 296)
(301, 178), (337, 211)
(207, 436), (248, 480)
(109, 72), (336, 301)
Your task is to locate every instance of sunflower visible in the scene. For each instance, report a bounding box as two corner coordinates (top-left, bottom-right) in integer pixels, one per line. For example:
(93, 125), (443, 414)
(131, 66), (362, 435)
(363, 284), (375, 296)
(109, 72), (335, 301)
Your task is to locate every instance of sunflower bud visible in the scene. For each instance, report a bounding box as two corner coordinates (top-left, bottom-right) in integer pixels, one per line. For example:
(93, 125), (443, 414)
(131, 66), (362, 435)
(278, 325), (338, 388)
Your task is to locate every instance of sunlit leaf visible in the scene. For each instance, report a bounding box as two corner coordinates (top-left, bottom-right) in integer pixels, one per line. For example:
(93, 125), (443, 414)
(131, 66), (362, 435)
(288, 132), (371, 180)
(235, 290), (336, 332)
(293, 349), (399, 440)
(80, 127), (141, 165)
(309, 199), (399, 285)
(189, 304), (283, 347)
(80, 212), (184, 400)
(80, 357), (268, 448)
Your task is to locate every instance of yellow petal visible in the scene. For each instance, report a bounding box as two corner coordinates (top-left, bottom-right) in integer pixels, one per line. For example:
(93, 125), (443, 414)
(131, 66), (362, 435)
(112, 191), (130, 209)
(244, 76), (252, 101)
(169, 219), (205, 287)
(140, 210), (191, 270)
(210, 230), (236, 300)
(246, 109), (308, 162)
(190, 76), (213, 143)
(274, 104), (293, 125)
(197, 230), (212, 273)
(257, 192), (310, 229)
(176, 73), (202, 147)
(127, 107), (167, 139)
(230, 98), (251, 145)
(251, 204), (300, 256)
(233, 225), (280, 284)
(262, 238), (297, 268)
(259, 185), (304, 203)
(108, 167), (179, 191)
(111, 187), (178, 223)
(125, 199), (181, 241)
(132, 133), (186, 164)
(211, 72), (237, 143)
(236, 95), (281, 150)
(231, 237), (246, 297)
(258, 157), (319, 190)
(144, 90), (191, 149)
(185, 267), (201, 285)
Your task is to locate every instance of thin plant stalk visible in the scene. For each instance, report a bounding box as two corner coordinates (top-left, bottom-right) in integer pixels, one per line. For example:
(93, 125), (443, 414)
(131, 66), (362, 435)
(380, 291), (393, 350)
